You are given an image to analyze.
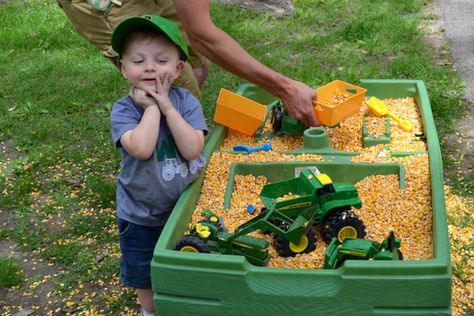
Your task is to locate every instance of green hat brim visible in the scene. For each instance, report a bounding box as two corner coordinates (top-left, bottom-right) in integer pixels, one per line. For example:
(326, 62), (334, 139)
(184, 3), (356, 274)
(111, 15), (189, 60)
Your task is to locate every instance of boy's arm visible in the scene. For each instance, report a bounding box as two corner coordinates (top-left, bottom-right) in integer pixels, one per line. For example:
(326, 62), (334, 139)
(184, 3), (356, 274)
(160, 99), (205, 161)
(120, 104), (161, 160)
(144, 75), (205, 161)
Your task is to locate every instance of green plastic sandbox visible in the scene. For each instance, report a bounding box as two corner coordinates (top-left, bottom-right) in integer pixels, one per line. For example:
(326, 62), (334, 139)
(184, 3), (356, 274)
(151, 80), (451, 315)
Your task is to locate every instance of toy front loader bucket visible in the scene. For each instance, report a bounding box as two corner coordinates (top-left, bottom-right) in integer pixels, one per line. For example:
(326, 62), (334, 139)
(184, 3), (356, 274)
(214, 88), (267, 136)
(233, 208), (294, 238)
(260, 170), (322, 212)
(259, 176), (315, 210)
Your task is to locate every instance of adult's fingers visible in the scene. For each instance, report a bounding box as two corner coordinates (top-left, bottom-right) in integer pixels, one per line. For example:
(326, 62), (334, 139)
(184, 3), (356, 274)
(282, 98), (319, 127)
(303, 106), (320, 127)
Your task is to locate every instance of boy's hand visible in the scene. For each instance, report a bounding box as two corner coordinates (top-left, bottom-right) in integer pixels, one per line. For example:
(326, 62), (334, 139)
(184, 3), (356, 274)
(143, 74), (174, 115)
(130, 87), (157, 110)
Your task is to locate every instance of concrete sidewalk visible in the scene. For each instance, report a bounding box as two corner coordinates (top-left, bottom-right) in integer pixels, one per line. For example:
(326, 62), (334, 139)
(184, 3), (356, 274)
(434, 0), (473, 173)
(436, 0), (474, 101)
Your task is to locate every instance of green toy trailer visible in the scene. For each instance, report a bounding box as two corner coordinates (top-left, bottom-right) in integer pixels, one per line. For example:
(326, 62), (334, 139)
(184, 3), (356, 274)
(324, 231), (403, 269)
(176, 169), (367, 262)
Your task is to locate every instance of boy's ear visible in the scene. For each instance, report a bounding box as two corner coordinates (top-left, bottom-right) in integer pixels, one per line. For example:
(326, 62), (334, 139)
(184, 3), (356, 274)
(174, 60), (185, 80)
(120, 60), (128, 79)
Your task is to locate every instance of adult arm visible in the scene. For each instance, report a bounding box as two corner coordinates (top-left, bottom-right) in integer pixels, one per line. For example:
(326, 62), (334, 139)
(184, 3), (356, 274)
(173, 0), (319, 126)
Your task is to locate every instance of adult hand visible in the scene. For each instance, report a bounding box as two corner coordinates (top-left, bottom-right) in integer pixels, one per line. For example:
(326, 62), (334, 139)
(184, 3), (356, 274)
(280, 80), (320, 127)
(129, 87), (157, 110)
(172, 0), (319, 126)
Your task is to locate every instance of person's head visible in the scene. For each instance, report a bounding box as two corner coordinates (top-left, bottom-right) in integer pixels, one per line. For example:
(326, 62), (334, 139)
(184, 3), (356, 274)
(111, 15), (189, 91)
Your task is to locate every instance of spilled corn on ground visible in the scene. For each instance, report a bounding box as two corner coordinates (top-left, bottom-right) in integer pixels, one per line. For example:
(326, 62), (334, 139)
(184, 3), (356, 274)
(444, 186), (474, 315)
(185, 97), (473, 315)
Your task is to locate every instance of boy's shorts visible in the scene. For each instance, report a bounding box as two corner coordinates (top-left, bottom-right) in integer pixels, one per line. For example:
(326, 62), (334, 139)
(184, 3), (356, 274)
(117, 217), (164, 289)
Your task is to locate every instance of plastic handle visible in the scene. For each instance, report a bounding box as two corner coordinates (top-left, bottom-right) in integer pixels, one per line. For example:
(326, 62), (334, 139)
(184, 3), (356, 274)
(386, 111), (413, 132)
(233, 142), (273, 153)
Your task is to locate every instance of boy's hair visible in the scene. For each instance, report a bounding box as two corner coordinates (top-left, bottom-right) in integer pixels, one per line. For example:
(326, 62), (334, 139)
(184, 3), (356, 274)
(112, 15), (189, 61)
(121, 28), (187, 61)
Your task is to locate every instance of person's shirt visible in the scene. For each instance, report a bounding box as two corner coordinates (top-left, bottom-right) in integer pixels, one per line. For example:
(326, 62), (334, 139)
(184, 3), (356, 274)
(110, 86), (208, 226)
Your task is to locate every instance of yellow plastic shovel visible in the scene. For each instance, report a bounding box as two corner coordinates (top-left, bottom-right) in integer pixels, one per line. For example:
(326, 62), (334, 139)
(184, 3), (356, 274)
(367, 97), (413, 132)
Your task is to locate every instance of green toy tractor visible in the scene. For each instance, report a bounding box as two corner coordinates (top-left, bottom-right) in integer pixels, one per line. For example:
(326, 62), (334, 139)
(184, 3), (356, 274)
(323, 230), (404, 269)
(234, 169), (366, 257)
(175, 210), (271, 266)
(176, 169), (366, 264)
(270, 101), (308, 136)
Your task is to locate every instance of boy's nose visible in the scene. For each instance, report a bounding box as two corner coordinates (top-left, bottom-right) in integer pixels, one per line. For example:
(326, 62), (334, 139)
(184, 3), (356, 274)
(145, 61), (156, 72)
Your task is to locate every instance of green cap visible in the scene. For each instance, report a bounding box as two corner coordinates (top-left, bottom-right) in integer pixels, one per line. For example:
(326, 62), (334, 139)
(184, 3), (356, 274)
(111, 15), (189, 60)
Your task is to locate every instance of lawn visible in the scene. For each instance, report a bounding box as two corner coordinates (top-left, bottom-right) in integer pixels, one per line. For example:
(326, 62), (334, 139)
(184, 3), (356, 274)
(0, 0), (472, 315)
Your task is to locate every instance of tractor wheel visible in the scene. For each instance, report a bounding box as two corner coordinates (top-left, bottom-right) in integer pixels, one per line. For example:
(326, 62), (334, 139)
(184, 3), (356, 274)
(322, 209), (366, 244)
(387, 230), (396, 252)
(162, 167), (175, 181)
(271, 105), (283, 132)
(198, 218), (227, 233)
(397, 249), (404, 260)
(175, 236), (210, 253)
(274, 228), (316, 257)
(335, 256), (346, 269)
(386, 230), (403, 260)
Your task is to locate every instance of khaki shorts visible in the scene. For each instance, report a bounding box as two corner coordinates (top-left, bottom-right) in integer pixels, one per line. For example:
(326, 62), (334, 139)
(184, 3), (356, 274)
(57, 0), (207, 97)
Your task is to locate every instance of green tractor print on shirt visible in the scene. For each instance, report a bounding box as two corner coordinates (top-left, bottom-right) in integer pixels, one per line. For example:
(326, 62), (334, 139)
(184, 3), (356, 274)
(157, 137), (207, 181)
(162, 158), (188, 181)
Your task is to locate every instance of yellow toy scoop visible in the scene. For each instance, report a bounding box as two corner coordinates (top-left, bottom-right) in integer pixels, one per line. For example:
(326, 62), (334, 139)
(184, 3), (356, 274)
(367, 96), (413, 132)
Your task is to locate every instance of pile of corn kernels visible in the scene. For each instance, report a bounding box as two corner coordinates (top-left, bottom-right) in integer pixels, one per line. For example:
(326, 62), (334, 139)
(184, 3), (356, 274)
(220, 97), (426, 154)
(188, 97), (472, 314)
(192, 152), (432, 267)
(324, 91), (351, 108)
(276, 192), (300, 202)
(193, 97), (433, 261)
(327, 98), (426, 153)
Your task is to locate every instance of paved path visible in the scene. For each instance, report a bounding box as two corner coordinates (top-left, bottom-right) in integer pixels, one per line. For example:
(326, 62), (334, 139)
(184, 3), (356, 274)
(436, 0), (474, 101)
(435, 0), (474, 172)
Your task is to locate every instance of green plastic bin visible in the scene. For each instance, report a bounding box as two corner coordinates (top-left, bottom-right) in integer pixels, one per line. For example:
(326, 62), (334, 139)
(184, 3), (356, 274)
(151, 80), (451, 315)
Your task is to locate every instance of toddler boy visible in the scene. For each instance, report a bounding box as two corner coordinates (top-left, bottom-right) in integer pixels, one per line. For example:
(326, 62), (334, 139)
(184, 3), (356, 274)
(109, 15), (208, 316)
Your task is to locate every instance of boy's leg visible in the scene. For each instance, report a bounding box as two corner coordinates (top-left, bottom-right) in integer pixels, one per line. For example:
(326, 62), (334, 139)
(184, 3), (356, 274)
(116, 218), (164, 314)
(136, 288), (155, 313)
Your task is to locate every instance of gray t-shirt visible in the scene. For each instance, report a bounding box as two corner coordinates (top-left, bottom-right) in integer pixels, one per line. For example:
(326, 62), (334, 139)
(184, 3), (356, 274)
(110, 87), (208, 226)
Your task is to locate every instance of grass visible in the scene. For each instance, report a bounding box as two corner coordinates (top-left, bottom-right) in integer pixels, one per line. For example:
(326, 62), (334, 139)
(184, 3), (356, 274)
(0, 0), (471, 314)
(0, 257), (24, 288)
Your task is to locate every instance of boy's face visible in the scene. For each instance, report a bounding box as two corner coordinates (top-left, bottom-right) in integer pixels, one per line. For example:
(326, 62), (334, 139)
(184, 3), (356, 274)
(120, 36), (184, 92)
